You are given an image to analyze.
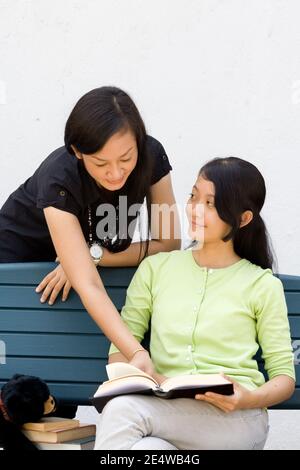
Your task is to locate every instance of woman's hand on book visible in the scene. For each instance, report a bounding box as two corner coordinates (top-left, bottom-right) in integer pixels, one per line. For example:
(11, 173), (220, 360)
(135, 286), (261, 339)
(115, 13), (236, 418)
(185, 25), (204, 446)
(35, 264), (72, 305)
(129, 350), (156, 377)
(152, 372), (168, 385)
(195, 374), (253, 413)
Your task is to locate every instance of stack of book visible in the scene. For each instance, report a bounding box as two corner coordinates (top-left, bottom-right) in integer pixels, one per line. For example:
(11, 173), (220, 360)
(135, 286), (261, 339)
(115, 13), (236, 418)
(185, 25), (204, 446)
(22, 417), (96, 450)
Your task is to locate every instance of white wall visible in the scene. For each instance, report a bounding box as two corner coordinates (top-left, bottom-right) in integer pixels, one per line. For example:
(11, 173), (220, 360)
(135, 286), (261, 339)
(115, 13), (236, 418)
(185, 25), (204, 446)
(0, 0), (299, 274)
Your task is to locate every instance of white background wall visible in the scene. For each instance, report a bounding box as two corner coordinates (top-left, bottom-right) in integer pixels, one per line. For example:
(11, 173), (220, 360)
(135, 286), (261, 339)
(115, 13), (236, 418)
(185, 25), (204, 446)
(0, 0), (299, 274)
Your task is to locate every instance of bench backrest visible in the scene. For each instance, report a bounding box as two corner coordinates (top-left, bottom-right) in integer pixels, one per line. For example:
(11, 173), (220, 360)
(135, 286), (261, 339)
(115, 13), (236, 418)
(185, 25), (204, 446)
(0, 263), (299, 408)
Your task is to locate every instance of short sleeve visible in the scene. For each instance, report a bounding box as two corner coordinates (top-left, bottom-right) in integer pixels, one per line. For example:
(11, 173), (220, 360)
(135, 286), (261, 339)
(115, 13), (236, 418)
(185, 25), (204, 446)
(35, 150), (83, 217)
(109, 257), (153, 355)
(147, 136), (172, 186)
(253, 274), (296, 382)
(36, 179), (82, 216)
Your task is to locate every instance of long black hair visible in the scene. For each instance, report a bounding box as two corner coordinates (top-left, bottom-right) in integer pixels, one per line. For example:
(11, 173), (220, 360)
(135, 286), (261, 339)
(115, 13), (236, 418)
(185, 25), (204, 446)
(65, 86), (153, 261)
(199, 157), (277, 271)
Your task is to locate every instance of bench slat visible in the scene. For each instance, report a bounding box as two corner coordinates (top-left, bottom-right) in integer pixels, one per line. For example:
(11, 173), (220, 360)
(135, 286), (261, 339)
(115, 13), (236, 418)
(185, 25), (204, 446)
(1, 312), (299, 336)
(289, 316), (300, 337)
(1, 333), (110, 358)
(1, 357), (106, 382)
(0, 263), (135, 286)
(0, 308), (101, 333)
(1, 288), (299, 315)
(0, 265), (298, 290)
(285, 292), (300, 314)
(1, 285), (299, 312)
(278, 274), (300, 291)
(2, 358), (299, 387)
(0, 285), (127, 310)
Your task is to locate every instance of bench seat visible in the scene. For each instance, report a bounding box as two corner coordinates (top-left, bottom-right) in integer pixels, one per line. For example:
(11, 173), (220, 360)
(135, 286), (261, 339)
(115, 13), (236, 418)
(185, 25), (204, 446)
(0, 263), (299, 409)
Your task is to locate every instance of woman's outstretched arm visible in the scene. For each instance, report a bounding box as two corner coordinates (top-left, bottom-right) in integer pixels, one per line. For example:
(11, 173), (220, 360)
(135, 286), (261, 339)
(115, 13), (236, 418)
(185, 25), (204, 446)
(42, 206), (155, 375)
(36, 174), (180, 303)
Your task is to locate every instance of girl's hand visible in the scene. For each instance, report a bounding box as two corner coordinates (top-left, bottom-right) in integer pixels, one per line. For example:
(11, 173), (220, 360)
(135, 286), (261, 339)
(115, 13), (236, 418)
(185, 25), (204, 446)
(35, 264), (72, 305)
(129, 350), (157, 378)
(152, 372), (168, 385)
(195, 374), (254, 413)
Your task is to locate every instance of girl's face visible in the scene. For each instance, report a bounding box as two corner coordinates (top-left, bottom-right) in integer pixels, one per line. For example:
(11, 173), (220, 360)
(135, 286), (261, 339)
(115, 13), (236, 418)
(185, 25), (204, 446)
(186, 174), (231, 243)
(73, 129), (138, 191)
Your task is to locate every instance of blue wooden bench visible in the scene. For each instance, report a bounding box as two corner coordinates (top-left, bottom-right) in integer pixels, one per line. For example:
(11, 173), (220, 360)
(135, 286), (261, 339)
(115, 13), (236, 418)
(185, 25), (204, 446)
(0, 263), (299, 409)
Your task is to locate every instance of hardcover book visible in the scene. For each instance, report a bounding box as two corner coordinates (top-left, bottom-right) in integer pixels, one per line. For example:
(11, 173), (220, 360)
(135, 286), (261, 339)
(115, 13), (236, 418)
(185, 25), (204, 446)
(91, 363), (234, 413)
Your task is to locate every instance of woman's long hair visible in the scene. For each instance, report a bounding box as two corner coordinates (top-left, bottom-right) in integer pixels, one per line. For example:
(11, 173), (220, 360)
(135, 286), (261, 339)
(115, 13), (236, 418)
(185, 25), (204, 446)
(199, 157), (277, 271)
(64, 86), (152, 261)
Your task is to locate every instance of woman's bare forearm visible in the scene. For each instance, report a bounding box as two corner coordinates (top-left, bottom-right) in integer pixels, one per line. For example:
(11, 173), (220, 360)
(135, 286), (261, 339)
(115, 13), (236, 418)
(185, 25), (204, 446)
(78, 282), (143, 360)
(43, 207), (149, 361)
(108, 352), (128, 364)
(99, 239), (180, 267)
(249, 375), (295, 408)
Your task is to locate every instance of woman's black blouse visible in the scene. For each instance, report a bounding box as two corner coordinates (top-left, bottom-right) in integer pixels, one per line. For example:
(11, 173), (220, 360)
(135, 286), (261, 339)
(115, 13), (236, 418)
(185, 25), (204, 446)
(0, 136), (172, 262)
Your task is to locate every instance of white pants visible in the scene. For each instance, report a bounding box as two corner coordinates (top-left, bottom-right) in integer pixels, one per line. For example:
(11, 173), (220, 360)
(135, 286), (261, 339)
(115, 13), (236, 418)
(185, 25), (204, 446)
(94, 395), (269, 450)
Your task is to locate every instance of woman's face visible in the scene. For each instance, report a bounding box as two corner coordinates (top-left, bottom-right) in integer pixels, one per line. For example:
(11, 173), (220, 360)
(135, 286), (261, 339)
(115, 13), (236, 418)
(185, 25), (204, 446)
(73, 129), (138, 191)
(186, 174), (231, 243)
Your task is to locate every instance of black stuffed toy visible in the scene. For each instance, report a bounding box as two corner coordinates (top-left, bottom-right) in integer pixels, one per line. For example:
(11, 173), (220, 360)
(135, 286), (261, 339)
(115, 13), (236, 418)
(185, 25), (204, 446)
(0, 374), (57, 451)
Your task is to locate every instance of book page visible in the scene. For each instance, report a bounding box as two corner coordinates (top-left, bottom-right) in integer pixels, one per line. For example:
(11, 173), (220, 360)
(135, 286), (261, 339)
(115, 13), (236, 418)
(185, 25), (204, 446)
(23, 424), (96, 444)
(22, 417), (79, 432)
(161, 373), (231, 392)
(106, 362), (157, 383)
(94, 375), (157, 397)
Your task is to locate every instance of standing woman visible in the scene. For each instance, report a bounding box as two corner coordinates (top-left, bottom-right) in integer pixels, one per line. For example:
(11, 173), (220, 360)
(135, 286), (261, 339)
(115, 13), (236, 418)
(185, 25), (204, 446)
(0, 86), (180, 373)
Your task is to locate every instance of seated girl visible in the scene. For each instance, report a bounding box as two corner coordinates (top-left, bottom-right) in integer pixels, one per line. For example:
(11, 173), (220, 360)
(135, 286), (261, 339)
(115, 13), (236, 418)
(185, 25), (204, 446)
(94, 156), (295, 450)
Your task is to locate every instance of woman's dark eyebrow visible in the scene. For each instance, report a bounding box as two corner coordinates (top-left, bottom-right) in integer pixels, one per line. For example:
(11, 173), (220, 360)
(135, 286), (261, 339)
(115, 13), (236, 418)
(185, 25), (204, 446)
(92, 147), (133, 162)
(192, 185), (215, 197)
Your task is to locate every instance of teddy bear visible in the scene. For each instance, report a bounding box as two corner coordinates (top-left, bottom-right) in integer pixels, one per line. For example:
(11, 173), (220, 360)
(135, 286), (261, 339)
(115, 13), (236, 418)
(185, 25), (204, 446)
(0, 374), (57, 451)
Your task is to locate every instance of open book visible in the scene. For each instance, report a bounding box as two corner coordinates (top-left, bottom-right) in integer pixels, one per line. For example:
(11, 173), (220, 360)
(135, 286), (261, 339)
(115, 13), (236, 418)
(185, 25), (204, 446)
(90, 363), (234, 413)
